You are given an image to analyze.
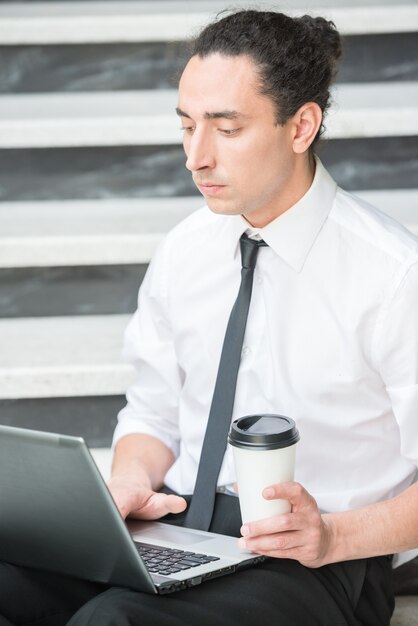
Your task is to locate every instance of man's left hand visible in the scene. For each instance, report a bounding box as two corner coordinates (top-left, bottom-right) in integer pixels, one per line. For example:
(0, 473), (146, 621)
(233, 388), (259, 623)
(238, 481), (334, 568)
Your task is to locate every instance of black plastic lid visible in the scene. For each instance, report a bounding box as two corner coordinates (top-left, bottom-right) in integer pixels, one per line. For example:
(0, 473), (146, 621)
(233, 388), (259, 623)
(228, 414), (300, 450)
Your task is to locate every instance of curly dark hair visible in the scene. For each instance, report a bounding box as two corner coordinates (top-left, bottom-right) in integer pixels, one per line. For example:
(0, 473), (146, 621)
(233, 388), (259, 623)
(190, 9), (342, 148)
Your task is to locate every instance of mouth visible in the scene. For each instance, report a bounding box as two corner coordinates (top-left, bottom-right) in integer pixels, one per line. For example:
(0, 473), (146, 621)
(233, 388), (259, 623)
(196, 182), (226, 196)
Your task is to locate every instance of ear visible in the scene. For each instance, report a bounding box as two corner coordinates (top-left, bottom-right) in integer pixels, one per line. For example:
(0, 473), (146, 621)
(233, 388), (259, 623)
(291, 102), (323, 154)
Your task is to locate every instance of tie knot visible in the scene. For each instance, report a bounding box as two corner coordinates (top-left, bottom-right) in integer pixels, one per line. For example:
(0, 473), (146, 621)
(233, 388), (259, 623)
(239, 233), (267, 269)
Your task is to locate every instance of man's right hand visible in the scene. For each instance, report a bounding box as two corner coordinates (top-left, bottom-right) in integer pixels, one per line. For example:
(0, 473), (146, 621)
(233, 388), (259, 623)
(107, 475), (188, 521)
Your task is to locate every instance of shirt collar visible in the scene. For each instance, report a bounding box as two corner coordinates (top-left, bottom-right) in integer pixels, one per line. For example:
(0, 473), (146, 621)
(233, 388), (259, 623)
(224, 158), (337, 273)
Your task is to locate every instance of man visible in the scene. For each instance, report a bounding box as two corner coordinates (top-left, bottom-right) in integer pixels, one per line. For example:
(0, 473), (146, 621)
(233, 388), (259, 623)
(1, 9), (417, 626)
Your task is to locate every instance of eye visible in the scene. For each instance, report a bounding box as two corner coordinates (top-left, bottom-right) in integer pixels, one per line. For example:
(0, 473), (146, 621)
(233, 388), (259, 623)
(219, 128), (241, 136)
(180, 126), (195, 134)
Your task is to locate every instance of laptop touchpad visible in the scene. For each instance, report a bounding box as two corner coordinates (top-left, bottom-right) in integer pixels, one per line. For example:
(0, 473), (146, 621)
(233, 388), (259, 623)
(138, 525), (213, 546)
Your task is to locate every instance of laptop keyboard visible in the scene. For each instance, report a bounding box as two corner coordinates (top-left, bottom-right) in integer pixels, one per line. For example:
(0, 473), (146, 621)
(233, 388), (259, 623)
(134, 541), (220, 576)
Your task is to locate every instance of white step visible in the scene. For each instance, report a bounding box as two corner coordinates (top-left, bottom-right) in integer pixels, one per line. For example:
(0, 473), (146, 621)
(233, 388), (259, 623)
(0, 191), (416, 269)
(354, 190), (418, 236)
(391, 596), (418, 626)
(328, 82), (418, 139)
(1, 187), (418, 399)
(0, 314), (134, 399)
(0, 197), (202, 268)
(0, 1), (417, 44)
(91, 447), (112, 481)
(0, 90), (179, 148)
(0, 83), (417, 148)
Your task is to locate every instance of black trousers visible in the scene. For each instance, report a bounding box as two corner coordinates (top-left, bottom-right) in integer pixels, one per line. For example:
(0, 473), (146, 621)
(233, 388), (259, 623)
(0, 493), (395, 626)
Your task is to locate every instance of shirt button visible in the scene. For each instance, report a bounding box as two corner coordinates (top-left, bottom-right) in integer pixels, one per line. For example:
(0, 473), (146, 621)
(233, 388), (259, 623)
(242, 346), (251, 357)
(257, 275), (262, 285)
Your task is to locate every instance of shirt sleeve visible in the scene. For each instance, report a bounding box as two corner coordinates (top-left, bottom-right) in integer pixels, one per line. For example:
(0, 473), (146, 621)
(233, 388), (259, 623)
(374, 260), (418, 465)
(112, 235), (182, 456)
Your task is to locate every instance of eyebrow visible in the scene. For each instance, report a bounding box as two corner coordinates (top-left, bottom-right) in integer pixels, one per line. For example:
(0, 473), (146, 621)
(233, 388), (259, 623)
(176, 107), (243, 120)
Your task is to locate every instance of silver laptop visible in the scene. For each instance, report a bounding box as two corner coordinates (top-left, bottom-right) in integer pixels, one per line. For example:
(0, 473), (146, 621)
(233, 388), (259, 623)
(0, 425), (265, 594)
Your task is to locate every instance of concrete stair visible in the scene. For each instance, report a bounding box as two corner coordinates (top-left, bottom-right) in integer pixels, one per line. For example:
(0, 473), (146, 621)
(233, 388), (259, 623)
(0, 192), (416, 269)
(1, 0), (418, 43)
(0, 197), (200, 266)
(0, 2), (417, 622)
(0, 314), (132, 399)
(0, 82), (417, 148)
(391, 598), (418, 626)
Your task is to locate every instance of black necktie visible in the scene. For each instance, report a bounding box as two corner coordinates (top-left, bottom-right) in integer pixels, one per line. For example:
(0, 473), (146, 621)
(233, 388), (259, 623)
(185, 233), (267, 531)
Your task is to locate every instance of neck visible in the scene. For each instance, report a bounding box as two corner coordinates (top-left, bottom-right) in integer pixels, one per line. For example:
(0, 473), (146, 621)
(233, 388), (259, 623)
(244, 152), (316, 229)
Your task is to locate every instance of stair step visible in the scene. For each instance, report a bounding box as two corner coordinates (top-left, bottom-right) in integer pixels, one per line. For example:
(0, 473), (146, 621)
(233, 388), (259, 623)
(0, 191), (416, 269)
(354, 189), (418, 235)
(1, 137), (417, 202)
(90, 447), (112, 480)
(1, 189), (417, 399)
(0, 144), (195, 202)
(328, 82), (418, 139)
(0, 314), (134, 399)
(0, 41), (190, 94)
(391, 596), (418, 626)
(0, 395), (123, 447)
(1, 33), (417, 96)
(0, 90), (178, 148)
(0, 265), (146, 318)
(1, 1), (417, 44)
(0, 197), (201, 267)
(0, 82), (417, 148)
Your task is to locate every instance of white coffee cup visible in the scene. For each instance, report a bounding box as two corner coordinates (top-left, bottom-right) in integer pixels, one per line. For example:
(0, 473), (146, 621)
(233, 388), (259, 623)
(228, 414), (300, 524)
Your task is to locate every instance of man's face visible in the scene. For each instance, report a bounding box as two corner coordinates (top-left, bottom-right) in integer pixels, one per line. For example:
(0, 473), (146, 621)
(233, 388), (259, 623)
(177, 53), (297, 226)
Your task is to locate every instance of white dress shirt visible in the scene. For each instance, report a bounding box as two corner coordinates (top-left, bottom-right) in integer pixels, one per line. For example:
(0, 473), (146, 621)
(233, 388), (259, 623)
(113, 159), (418, 565)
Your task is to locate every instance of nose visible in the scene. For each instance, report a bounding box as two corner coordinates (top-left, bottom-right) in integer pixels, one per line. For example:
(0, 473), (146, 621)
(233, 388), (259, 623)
(185, 129), (216, 172)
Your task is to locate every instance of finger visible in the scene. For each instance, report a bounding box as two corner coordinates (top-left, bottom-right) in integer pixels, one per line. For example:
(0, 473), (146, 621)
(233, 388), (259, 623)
(255, 544), (323, 568)
(241, 512), (304, 538)
(135, 493), (187, 520)
(240, 531), (302, 554)
(257, 546), (301, 561)
(263, 482), (315, 510)
(164, 494), (188, 514)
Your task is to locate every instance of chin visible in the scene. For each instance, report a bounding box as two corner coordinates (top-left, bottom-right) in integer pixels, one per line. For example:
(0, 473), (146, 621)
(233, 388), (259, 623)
(205, 198), (243, 217)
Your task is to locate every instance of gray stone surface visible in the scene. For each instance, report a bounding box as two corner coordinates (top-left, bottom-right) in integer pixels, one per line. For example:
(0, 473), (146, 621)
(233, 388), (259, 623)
(0, 145), (194, 201)
(339, 32), (418, 83)
(0, 42), (189, 93)
(0, 136), (417, 201)
(0, 265), (146, 318)
(391, 596), (418, 626)
(0, 33), (416, 93)
(0, 395), (124, 446)
(318, 136), (418, 190)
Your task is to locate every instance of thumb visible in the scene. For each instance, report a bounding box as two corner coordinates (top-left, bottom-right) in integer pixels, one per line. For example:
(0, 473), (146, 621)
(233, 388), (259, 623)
(165, 494), (188, 514)
(262, 481), (315, 510)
